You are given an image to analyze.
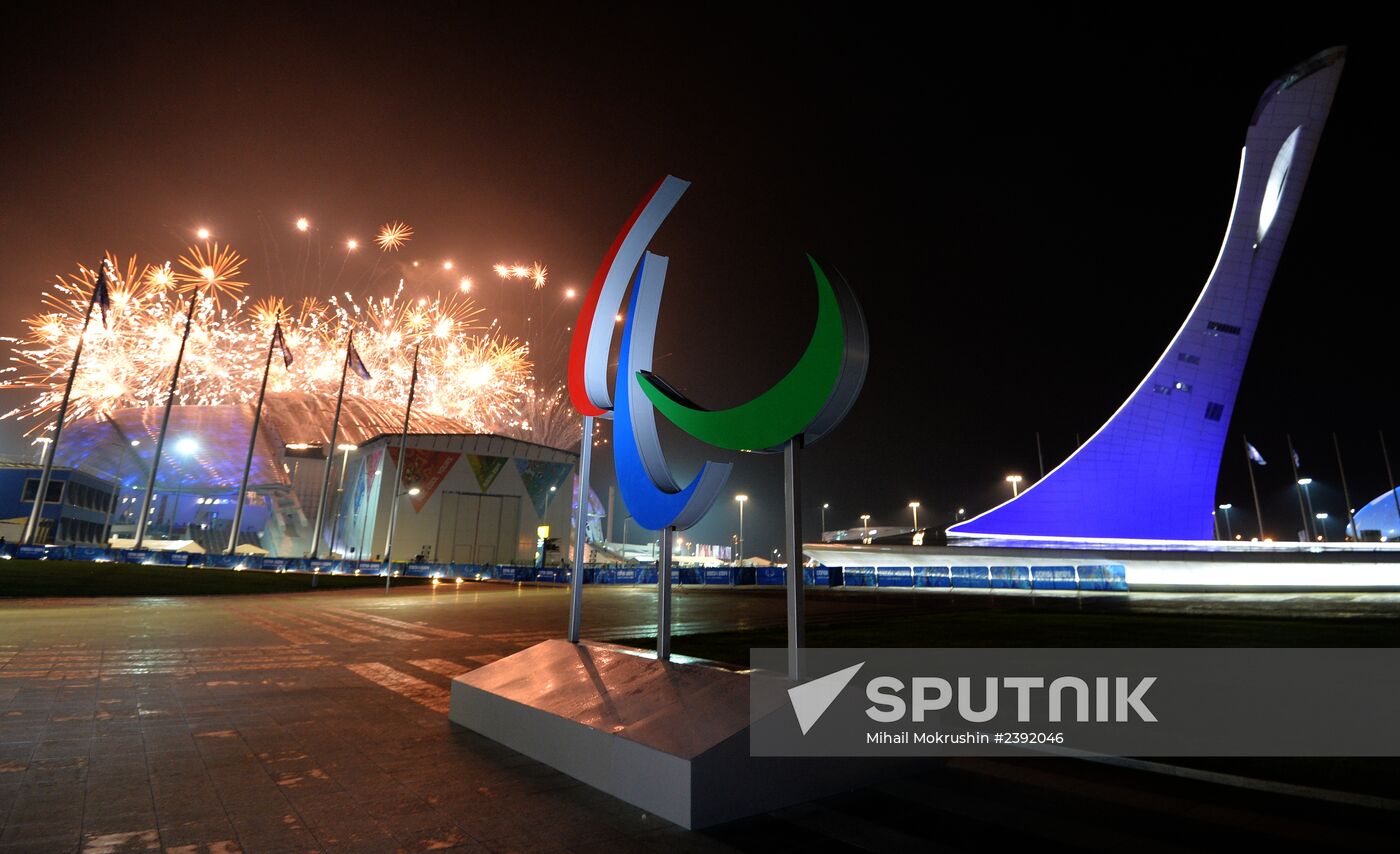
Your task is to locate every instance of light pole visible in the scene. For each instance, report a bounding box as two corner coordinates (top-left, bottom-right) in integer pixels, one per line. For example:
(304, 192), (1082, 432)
(735, 494), (747, 566)
(383, 486), (421, 591)
(1005, 474), (1023, 497)
(1315, 512), (1329, 542)
(1298, 478), (1317, 540)
(908, 501), (920, 531)
(821, 503), (829, 541)
(860, 514), (871, 543)
(1218, 503), (1234, 540)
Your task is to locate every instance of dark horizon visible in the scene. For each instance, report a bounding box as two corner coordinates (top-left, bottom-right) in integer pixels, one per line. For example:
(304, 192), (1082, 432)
(1, 5), (1394, 555)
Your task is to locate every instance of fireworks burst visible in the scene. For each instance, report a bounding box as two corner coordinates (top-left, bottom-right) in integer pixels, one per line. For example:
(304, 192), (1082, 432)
(375, 221), (414, 251)
(175, 242), (248, 304)
(3, 247), (539, 439)
(495, 261), (548, 289)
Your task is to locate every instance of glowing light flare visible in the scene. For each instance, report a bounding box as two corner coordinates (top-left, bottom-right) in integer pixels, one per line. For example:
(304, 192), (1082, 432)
(295, 217), (310, 232)
(346, 239), (359, 251)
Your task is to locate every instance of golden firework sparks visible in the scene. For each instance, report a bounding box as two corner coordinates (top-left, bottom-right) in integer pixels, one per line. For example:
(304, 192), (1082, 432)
(1, 242), (572, 446)
(375, 221), (414, 251)
(174, 242), (248, 303)
(494, 262), (548, 288)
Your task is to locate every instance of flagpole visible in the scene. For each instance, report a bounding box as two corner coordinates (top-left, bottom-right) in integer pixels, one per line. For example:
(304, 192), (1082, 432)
(1286, 434), (1311, 541)
(133, 286), (200, 550)
(383, 344), (420, 584)
(1381, 431), (1400, 535)
(227, 326), (279, 555)
(1243, 434), (1265, 540)
(310, 332), (354, 558)
(22, 261), (108, 545)
(1333, 433), (1359, 542)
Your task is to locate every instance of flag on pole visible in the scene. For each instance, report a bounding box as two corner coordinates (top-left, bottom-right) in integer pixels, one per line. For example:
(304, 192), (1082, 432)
(1246, 442), (1267, 466)
(347, 340), (371, 380)
(1291, 447), (1301, 468)
(94, 262), (112, 328)
(271, 322), (293, 368)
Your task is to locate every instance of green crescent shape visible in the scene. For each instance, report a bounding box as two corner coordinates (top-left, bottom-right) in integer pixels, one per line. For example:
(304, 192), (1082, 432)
(637, 255), (844, 452)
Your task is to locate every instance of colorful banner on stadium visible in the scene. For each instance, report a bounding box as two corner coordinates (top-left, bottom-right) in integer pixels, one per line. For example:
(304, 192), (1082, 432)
(388, 448), (461, 512)
(467, 454), (508, 492)
(515, 458), (575, 518)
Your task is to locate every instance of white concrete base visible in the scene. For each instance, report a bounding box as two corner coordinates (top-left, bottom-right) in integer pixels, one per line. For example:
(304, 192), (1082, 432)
(449, 639), (902, 829)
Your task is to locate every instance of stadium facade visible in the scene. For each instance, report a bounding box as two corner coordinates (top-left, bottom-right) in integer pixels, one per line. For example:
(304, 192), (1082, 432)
(33, 392), (589, 561)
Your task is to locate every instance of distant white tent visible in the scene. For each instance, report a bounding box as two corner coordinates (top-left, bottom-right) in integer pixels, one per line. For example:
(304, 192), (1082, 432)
(107, 538), (205, 554)
(233, 543), (269, 556)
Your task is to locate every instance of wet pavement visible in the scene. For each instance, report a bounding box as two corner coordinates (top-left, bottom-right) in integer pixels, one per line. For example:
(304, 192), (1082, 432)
(3, 583), (1398, 853)
(0, 584), (927, 853)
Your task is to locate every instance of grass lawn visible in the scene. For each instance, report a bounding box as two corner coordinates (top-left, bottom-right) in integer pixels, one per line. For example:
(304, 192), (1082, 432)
(1, 558), (432, 596)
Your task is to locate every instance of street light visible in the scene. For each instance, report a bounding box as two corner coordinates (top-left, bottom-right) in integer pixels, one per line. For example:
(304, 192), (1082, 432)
(735, 494), (747, 566)
(1218, 503), (1234, 540)
(1315, 512), (1329, 542)
(821, 503), (829, 540)
(860, 514), (871, 543)
(1298, 478), (1317, 539)
(908, 501), (920, 531)
(1005, 474), (1024, 497)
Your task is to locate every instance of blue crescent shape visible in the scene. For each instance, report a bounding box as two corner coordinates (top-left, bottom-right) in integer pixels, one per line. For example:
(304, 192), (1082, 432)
(613, 253), (730, 531)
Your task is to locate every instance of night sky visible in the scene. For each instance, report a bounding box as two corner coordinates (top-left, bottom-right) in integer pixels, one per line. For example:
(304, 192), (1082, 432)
(1, 4), (1393, 555)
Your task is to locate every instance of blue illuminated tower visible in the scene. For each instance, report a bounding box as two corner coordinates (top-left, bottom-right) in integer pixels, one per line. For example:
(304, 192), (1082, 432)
(950, 48), (1346, 541)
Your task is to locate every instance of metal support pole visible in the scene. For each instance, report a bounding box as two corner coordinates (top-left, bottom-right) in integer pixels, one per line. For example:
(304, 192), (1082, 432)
(1035, 431), (1045, 480)
(1287, 434), (1312, 541)
(1381, 431), (1400, 537)
(311, 336), (353, 558)
(568, 414), (593, 643)
(657, 525), (673, 661)
(228, 331), (276, 554)
(784, 436), (805, 680)
(1334, 433), (1359, 542)
(23, 264), (103, 545)
(383, 345), (420, 586)
(1243, 434), (1265, 540)
(134, 288), (199, 550)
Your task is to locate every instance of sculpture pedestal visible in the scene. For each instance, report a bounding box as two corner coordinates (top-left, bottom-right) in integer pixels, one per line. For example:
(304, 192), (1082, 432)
(448, 639), (901, 829)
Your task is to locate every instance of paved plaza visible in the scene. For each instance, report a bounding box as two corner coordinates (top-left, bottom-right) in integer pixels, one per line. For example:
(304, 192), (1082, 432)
(2, 584), (1398, 852)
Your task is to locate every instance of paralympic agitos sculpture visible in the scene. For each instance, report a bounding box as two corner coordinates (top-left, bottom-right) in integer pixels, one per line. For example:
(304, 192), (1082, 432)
(566, 175), (868, 672)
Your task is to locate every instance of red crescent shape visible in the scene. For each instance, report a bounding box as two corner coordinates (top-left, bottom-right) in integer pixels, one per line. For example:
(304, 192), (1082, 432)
(567, 177), (666, 416)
